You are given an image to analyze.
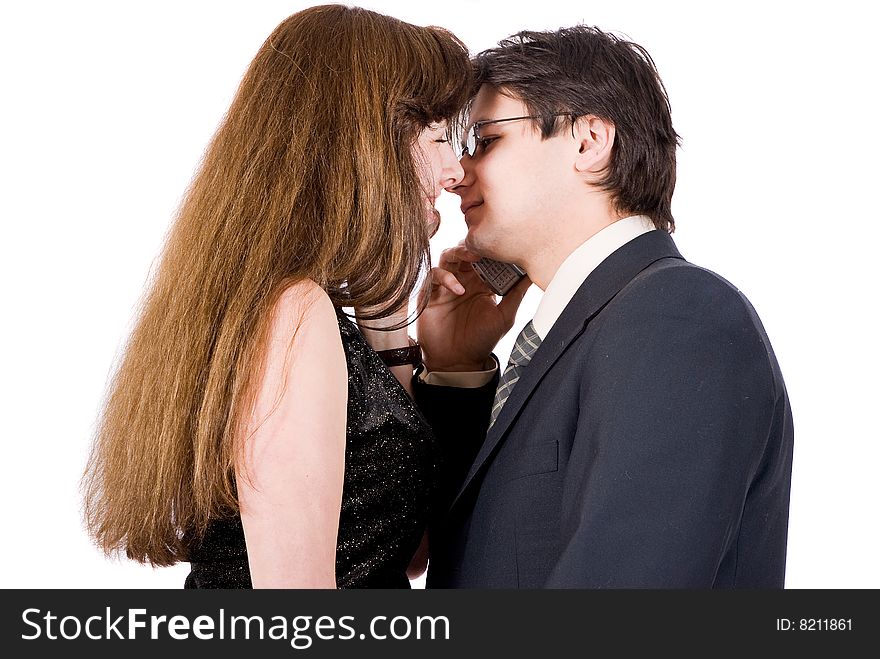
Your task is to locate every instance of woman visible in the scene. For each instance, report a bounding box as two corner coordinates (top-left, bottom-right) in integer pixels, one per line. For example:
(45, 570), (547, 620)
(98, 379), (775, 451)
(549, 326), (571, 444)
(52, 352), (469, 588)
(81, 5), (469, 588)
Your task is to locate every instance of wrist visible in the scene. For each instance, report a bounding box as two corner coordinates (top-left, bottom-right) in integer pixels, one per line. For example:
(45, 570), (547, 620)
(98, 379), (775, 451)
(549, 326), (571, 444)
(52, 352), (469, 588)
(376, 338), (423, 369)
(355, 305), (411, 352)
(359, 327), (410, 352)
(423, 355), (494, 373)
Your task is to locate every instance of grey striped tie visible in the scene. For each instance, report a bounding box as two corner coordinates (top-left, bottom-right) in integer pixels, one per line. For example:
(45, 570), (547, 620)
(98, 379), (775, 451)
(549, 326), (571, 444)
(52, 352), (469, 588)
(489, 320), (542, 428)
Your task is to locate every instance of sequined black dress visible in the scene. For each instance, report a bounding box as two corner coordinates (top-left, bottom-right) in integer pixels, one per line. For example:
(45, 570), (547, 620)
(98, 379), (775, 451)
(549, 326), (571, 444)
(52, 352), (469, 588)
(184, 308), (434, 588)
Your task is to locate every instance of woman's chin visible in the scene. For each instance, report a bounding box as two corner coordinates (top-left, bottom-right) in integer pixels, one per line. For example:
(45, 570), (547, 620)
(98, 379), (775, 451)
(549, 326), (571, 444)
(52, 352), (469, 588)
(426, 208), (441, 238)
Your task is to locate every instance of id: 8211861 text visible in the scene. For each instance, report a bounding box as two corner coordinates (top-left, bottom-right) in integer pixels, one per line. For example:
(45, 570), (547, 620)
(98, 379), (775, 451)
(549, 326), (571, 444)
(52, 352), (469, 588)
(776, 618), (853, 631)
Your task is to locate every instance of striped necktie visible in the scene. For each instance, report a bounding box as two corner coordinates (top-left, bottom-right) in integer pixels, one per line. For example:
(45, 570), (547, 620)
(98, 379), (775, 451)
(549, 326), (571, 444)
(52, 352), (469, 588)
(489, 320), (541, 428)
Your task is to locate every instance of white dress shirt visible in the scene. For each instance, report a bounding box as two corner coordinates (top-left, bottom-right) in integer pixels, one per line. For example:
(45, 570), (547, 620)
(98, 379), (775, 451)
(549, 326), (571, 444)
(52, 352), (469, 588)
(531, 215), (656, 340)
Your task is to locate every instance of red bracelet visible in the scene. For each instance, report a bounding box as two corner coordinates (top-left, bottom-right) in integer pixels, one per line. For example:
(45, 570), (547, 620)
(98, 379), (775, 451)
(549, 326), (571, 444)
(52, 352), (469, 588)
(376, 339), (422, 368)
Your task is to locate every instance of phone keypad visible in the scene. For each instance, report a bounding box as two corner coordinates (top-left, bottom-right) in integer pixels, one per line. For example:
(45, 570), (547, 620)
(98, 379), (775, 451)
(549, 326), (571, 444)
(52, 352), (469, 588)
(474, 259), (523, 295)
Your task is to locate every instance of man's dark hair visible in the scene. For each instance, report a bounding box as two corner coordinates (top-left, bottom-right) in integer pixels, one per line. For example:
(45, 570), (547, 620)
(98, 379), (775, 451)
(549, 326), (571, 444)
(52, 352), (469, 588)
(472, 26), (680, 231)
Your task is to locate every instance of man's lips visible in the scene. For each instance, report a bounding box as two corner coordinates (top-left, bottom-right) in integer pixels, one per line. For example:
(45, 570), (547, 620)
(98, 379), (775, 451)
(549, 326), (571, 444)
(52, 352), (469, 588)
(461, 201), (483, 215)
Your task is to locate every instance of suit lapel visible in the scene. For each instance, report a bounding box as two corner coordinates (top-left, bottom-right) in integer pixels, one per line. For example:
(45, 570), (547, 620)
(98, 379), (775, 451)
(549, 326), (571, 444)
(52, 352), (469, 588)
(450, 230), (684, 511)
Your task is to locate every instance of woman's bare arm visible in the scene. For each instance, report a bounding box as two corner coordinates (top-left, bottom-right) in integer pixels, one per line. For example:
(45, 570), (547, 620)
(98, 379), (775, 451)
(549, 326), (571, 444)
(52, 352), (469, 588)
(237, 280), (347, 588)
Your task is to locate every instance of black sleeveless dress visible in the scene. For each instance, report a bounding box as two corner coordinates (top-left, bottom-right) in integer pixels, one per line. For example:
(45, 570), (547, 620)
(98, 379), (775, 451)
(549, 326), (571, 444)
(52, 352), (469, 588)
(184, 308), (434, 588)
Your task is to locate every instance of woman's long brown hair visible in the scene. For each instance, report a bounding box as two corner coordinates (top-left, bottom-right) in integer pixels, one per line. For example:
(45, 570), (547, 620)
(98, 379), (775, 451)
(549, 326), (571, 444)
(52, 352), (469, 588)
(82, 5), (471, 566)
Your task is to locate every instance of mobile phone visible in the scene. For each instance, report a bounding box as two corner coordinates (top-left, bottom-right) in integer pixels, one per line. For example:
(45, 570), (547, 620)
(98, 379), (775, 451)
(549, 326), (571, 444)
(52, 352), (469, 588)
(472, 258), (527, 296)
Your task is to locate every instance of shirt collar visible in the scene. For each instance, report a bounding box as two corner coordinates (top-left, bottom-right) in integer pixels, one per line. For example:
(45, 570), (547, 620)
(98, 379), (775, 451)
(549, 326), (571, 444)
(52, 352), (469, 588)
(531, 215), (657, 339)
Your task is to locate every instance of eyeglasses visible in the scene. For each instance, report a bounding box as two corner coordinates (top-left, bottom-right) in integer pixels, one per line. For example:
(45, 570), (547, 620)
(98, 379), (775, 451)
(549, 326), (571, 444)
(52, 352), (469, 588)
(458, 113), (571, 158)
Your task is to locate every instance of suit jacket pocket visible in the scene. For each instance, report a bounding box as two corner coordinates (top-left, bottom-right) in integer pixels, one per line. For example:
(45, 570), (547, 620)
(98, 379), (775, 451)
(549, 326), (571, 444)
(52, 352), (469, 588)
(502, 440), (559, 482)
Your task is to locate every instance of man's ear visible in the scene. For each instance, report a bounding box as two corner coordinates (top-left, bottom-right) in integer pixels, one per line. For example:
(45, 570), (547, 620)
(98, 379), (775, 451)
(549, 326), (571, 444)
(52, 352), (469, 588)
(573, 116), (615, 175)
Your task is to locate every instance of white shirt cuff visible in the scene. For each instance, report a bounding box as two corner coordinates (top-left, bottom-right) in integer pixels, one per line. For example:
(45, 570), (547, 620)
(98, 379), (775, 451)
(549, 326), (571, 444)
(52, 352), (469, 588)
(418, 356), (498, 388)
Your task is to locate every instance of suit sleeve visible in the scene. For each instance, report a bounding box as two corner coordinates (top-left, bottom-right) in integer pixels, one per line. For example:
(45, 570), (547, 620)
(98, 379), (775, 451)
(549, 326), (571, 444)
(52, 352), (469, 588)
(544, 272), (782, 587)
(412, 364), (499, 520)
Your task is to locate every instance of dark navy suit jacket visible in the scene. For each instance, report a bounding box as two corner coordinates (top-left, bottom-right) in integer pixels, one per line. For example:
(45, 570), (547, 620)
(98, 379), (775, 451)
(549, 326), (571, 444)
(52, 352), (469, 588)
(414, 230), (794, 588)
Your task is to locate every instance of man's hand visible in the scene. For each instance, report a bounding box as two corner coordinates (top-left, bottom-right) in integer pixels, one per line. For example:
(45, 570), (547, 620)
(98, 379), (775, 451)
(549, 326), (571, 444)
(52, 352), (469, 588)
(417, 242), (531, 372)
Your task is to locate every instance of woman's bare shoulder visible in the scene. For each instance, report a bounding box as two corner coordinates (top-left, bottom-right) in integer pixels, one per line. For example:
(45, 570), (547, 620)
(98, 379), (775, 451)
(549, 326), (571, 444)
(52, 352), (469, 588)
(248, 279), (346, 425)
(270, 279), (338, 337)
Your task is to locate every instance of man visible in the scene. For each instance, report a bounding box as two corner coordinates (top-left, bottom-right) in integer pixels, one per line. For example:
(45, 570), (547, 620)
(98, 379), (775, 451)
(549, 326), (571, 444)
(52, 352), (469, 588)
(413, 26), (794, 587)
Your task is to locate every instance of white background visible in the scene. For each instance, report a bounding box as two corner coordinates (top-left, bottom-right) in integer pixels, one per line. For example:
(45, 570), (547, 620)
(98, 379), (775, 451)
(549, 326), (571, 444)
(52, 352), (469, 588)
(1, 1), (877, 589)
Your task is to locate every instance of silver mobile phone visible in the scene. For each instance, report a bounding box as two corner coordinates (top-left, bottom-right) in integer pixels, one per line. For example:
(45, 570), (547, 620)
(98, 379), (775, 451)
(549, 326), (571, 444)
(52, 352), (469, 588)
(472, 258), (527, 296)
